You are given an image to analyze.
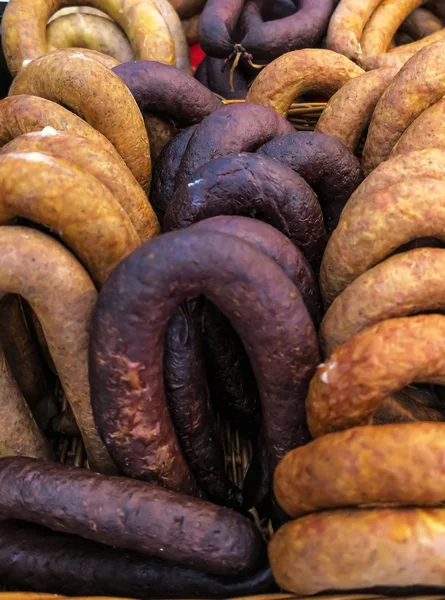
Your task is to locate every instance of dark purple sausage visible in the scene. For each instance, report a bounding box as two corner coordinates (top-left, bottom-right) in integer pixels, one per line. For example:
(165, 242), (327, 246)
(241, 0), (335, 63)
(205, 56), (249, 100)
(258, 132), (364, 233)
(150, 125), (197, 224)
(89, 230), (319, 494)
(262, 0), (297, 20)
(165, 153), (326, 268)
(113, 61), (222, 126)
(194, 58), (209, 88)
(198, 0), (245, 58)
(0, 457), (263, 576)
(175, 103), (295, 188)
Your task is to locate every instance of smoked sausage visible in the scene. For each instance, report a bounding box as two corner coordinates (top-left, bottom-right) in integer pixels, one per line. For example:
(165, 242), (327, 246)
(89, 230), (319, 494)
(392, 97), (445, 156)
(198, 0), (245, 58)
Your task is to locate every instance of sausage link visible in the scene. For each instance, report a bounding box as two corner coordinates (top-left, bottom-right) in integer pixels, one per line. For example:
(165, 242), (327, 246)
(246, 49), (364, 117)
(9, 49), (151, 191)
(199, 56), (249, 100)
(316, 68), (398, 152)
(151, 0), (191, 73)
(182, 14), (200, 46)
(401, 7), (444, 38)
(198, 0), (245, 58)
(0, 227), (114, 473)
(307, 314), (445, 437)
(171, 0), (206, 20)
(321, 248), (445, 355)
(0, 152), (140, 287)
(392, 97), (445, 156)
(89, 230), (319, 494)
(0, 457), (264, 576)
(362, 38), (445, 174)
(47, 13), (133, 62)
(320, 179), (445, 307)
(365, 29), (445, 70)
(143, 113), (178, 162)
(269, 507), (445, 594)
(2, 0), (175, 77)
(1, 129), (159, 242)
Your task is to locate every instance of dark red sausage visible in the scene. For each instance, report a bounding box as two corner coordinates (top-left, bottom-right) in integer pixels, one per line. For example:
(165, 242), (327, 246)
(150, 125), (197, 224)
(198, 0), (245, 58)
(0, 457), (263, 576)
(258, 132), (363, 233)
(165, 153), (326, 268)
(113, 61), (222, 126)
(89, 230), (319, 495)
(175, 103), (295, 188)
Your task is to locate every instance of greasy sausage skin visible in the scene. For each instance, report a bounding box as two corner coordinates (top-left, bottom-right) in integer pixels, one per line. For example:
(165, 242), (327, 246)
(89, 230), (319, 496)
(0, 457), (264, 576)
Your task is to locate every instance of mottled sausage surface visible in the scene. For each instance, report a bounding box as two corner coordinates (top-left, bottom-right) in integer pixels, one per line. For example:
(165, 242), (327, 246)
(113, 61), (221, 126)
(175, 103), (295, 187)
(258, 132), (363, 233)
(246, 49), (364, 116)
(0, 457), (264, 576)
(307, 314), (445, 437)
(89, 230), (319, 494)
(392, 97), (445, 156)
(269, 507), (445, 594)
(9, 49), (151, 190)
(165, 153), (326, 268)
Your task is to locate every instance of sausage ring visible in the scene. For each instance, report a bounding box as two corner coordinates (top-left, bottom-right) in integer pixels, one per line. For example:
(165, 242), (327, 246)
(321, 248), (445, 355)
(392, 97), (445, 156)
(0, 228), (114, 473)
(320, 178), (445, 307)
(246, 49), (364, 117)
(2, 0), (175, 77)
(89, 229), (319, 494)
(307, 314), (445, 437)
(9, 49), (151, 191)
(198, 0), (245, 59)
(362, 38), (445, 174)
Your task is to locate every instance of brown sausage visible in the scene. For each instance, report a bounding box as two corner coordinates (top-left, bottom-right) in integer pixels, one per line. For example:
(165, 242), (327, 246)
(47, 13), (133, 63)
(362, 38), (445, 174)
(9, 49), (151, 191)
(89, 229), (319, 494)
(365, 29), (445, 70)
(0, 457), (264, 576)
(143, 113), (178, 162)
(0, 227), (114, 473)
(269, 507), (445, 594)
(401, 7), (444, 39)
(182, 14), (200, 46)
(151, 0), (192, 73)
(320, 178), (445, 307)
(2, 0), (175, 77)
(175, 103), (295, 188)
(1, 129), (159, 242)
(170, 0), (206, 20)
(321, 248), (445, 355)
(246, 49), (364, 117)
(307, 314), (445, 437)
(315, 67), (398, 153)
(274, 422), (445, 518)
(374, 390), (445, 425)
(0, 152), (140, 287)
(392, 97), (445, 156)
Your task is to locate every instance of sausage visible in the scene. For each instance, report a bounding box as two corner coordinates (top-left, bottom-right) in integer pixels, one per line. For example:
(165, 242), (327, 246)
(269, 507), (445, 594)
(374, 390), (445, 425)
(151, 0), (192, 74)
(321, 248), (445, 355)
(246, 49), (364, 117)
(1, 129), (159, 242)
(198, 0), (245, 58)
(150, 125), (198, 224)
(274, 422), (445, 518)
(165, 153), (326, 268)
(182, 14), (200, 46)
(257, 132), (363, 233)
(401, 7), (444, 39)
(307, 314), (445, 437)
(0, 520), (275, 598)
(9, 49), (151, 191)
(362, 39), (445, 174)
(175, 103), (295, 188)
(200, 56), (249, 100)
(2, 0), (176, 77)
(143, 113), (178, 162)
(392, 97), (445, 156)
(315, 67), (398, 153)
(89, 229), (319, 494)
(0, 227), (114, 473)
(171, 0), (206, 20)
(360, 0), (424, 70)
(326, 0), (383, 62)
(112, 61), (222, 126)
(240, 0), (335, 64)
(261, 0), (297, 21)
(0, 457), (264, 576)
(47, 13), (133, 63)
(320, 179), (445, 307)
(0, 95), (122, 160)
(0, 152), (140, 287)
